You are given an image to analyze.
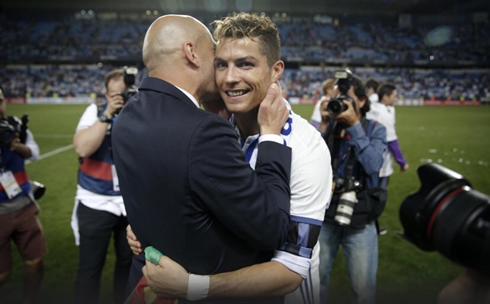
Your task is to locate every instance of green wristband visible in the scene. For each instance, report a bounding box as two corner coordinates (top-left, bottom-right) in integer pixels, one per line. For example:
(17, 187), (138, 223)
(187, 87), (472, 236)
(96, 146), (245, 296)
(144, 246), (164, 265)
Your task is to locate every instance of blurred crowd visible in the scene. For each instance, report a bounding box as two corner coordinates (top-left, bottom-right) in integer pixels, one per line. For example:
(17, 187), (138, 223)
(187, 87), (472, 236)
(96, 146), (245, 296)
(1, 16), (489, 65)
(0, 13), (489, 102)
(281, 67), (490, 101)
(1, 65), (488, 102)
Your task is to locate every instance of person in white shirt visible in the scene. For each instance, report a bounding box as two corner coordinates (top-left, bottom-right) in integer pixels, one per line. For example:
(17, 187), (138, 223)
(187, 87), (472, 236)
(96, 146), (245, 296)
(310, 78), (335, 131)
(71, 69), (132, 304)
(367, 83), (409, 182)
(365, 78), (380, 104)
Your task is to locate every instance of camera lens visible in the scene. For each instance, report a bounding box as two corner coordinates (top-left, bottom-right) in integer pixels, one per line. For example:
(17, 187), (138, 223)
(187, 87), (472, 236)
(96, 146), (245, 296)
(399, 164), (490, 274)
(335, 191), (358, 226)
(327, 98), (346, 116)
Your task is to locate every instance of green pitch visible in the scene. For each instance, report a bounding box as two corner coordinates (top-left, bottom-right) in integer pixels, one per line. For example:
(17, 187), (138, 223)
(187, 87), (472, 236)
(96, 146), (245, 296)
(1, 104), (489, 304)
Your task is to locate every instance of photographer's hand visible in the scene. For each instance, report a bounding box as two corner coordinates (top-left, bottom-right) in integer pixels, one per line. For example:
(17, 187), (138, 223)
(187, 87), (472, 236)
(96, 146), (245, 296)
(335, 100), (360, 127)
(319, 96), (331, 133)
(11, 135), (32, 159)
(105, 93), (125, 119)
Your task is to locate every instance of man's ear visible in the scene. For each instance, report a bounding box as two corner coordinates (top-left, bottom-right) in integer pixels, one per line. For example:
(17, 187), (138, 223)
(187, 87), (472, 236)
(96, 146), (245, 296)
(183, 41), (199, 68)
(271, 60), (285, 82)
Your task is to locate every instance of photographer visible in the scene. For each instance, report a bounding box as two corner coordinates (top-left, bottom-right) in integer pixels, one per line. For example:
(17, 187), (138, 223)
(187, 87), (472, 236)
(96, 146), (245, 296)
(318, 71), (387, 304)
(0, 86), (44, 304)
(71, 69), (132, 304)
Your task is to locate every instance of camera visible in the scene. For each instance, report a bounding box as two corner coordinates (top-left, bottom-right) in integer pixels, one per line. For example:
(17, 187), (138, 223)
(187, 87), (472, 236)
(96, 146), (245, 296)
(0, 114), (28, 148)
(399, 164), (490, 274)
(334, 177), (361, 226)
(30, 181), (46, 200)
(120, 66), (138, 103)
(327, 68), (358, 117)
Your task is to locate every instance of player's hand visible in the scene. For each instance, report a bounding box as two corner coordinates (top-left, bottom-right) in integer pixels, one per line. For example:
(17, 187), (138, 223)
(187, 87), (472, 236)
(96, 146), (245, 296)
(126, 225), (142, 255)
(258, 82), (288, 135)
(143, 255), (189, 298)
(401, 163), (409, 172)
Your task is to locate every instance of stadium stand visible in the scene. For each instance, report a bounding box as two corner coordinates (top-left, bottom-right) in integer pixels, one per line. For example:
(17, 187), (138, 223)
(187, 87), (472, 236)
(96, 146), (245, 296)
(0, 10), (488, 104)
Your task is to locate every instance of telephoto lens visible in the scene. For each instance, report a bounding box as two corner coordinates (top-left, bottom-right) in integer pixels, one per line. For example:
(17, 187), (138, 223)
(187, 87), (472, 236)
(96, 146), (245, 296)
(399, 164), (490, 274)
(335, 191), (358, 226)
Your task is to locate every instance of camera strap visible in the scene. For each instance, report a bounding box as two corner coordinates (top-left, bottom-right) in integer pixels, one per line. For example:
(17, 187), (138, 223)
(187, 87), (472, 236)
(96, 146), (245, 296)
(96, 104), (119, 192)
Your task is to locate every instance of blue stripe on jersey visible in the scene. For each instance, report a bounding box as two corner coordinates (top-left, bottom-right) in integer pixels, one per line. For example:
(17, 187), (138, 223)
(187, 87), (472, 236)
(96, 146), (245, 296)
(299, 284), (309, 304)
(244, 138), (259, 163)
(281, 113), (293, 136)
(307, 266), (315, 304)
(291, 215), (323, 227)
(298, 223), (309, 247)
(299, 247), (313, 258)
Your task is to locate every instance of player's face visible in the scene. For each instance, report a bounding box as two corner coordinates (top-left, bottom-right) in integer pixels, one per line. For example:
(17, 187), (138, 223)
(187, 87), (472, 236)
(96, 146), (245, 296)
(214, 37), (282, 114)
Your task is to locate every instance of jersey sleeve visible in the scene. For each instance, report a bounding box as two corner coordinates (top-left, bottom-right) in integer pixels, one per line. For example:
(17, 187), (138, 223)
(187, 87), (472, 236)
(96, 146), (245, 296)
(272, 132), (332, 278)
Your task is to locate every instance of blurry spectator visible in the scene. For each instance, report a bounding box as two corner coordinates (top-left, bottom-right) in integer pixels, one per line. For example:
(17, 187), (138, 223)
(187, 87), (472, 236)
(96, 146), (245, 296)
(310, 78), (335, 131)
(366, 83), (409, 235)
(365, 78), (380, 103)
(0, 85), (44, 304)
(71, 69), (131, 304)
(368, 83), (409, 174)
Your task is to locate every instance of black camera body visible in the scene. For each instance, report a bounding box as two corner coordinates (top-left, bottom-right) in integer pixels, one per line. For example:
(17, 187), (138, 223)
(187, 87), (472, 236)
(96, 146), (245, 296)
(333, 176), (361, 194)
(120, 66), (138, 103)
(0, 114), (28, 148)
(400, 164), (490, 274)
(327, 69), (358, 117)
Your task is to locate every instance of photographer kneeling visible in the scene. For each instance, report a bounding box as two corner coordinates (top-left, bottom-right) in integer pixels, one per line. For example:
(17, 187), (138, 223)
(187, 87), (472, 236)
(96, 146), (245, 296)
(318, 70), (387, 304)
(0, 86), (44, 304)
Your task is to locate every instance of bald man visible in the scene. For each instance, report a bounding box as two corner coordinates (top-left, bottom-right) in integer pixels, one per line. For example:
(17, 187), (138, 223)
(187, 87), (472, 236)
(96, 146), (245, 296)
(112, 15), (293, 304)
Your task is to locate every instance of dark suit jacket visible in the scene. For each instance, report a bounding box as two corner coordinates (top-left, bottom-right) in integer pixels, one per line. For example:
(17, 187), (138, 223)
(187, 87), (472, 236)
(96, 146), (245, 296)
(113, 77), (292, 303)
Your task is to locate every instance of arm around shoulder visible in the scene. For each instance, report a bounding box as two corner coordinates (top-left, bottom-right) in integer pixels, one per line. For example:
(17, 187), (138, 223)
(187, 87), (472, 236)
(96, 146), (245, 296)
(189, 115), (291, 250)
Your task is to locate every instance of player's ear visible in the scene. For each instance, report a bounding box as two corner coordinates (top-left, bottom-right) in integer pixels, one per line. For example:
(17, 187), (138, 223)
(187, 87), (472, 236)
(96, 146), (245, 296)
(271, 60), (284, 82)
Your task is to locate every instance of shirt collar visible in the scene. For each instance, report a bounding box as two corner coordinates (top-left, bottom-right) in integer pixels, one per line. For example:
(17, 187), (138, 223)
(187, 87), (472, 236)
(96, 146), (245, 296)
(175, 86), (199, 108)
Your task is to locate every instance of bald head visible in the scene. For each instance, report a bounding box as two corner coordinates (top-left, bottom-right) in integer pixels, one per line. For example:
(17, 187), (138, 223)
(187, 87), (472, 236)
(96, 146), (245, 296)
(143, 14), (214, 73)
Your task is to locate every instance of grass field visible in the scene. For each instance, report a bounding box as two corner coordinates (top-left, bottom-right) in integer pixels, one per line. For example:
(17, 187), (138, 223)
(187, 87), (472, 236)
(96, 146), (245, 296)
(1, 103), (489, 304)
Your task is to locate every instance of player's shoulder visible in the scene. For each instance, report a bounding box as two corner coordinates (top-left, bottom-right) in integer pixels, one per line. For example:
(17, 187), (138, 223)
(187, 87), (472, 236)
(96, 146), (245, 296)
(289, 110), (329, 154)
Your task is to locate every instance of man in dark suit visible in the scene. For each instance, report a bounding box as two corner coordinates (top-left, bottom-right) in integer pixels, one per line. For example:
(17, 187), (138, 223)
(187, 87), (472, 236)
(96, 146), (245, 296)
(112, 15), (292, 303)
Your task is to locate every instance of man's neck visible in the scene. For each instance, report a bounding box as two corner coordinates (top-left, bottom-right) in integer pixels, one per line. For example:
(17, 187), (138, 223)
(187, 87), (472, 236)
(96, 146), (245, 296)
(234, 108), (259, 140)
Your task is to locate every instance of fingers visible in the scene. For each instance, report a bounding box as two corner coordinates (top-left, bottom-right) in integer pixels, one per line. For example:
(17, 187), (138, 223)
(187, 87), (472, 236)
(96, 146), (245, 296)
(258, 82), (289, 135)
(126, 225), (142, 255)
(106, 94), (125, 115)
